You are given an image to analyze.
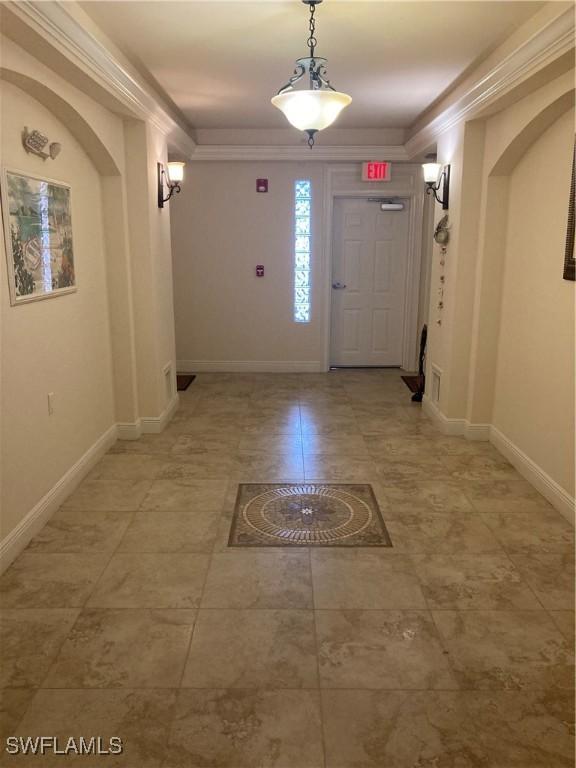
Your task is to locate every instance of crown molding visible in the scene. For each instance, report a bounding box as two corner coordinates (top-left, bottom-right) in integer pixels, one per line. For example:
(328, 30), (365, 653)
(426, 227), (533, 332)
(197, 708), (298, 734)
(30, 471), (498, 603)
(405, 7), (575, 158)
(4, 2), (572, 163)
(189, 144), (409, 162)
(4, 0), (196, 156)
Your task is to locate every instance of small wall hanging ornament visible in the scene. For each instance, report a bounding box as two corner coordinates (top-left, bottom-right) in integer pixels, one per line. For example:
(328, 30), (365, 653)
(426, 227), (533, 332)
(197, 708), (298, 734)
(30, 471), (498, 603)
(22, 127), (61, 161)
(433, 214), (450, 245)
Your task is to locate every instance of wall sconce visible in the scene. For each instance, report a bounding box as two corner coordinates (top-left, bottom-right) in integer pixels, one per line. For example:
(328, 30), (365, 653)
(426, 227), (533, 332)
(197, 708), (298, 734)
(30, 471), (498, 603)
(422, 161), (450, 210)
(157, 161), (185, 208)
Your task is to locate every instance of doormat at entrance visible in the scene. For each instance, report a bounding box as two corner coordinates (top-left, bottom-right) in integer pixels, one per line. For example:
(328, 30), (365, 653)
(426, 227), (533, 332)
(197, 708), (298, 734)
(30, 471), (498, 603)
(177, 374), (196, 391)
(228, 483), (392, 547)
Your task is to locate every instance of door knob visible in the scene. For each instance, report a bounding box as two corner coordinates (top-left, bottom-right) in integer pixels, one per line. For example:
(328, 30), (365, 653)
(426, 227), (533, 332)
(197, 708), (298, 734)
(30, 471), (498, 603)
(332, 281), (347, 289)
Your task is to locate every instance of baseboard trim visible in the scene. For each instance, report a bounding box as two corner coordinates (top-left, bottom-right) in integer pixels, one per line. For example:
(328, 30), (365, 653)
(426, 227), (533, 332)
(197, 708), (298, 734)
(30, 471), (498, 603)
(117, 420), (142, 440)
(0, 395), (181, 571)
(422, 396), (467, 436)
(177, 359), (324, 373)
(422, 397), (491, 441)
(490, 426), (575, 525)
(464, 422), (492, 441)
(140, 393), (179, 434)
(0, 424), (118, 574)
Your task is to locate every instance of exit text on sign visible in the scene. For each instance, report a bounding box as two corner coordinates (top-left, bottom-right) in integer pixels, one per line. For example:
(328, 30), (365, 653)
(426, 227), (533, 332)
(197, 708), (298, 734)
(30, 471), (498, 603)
(362, 162), (391, 181)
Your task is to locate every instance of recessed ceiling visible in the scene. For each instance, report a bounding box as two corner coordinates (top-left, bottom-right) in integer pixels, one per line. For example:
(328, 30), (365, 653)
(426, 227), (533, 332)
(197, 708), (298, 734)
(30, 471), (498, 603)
(81, 1), (543, 130)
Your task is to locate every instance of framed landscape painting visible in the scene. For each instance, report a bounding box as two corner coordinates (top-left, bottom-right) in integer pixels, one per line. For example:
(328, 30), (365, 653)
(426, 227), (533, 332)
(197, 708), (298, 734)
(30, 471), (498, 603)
(1, 169), (76, 304)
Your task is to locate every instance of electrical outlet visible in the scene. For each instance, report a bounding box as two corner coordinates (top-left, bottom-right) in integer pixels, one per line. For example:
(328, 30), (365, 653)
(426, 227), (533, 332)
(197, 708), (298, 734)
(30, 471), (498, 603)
(47, 392), (55, 415)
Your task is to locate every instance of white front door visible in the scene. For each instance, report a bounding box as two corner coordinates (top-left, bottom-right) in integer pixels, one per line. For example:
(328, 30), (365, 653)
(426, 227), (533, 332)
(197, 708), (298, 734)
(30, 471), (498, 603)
(330, 198), (410, 367)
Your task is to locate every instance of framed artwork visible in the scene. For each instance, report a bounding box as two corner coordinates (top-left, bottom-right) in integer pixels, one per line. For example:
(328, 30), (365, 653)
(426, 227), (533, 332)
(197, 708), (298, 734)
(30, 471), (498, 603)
(1, 169), (76, 304)
(563, 142), (575, 282)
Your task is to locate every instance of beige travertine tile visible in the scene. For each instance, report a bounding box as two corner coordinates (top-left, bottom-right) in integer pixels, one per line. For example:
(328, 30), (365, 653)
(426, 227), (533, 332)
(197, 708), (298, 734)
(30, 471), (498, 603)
(236, 451), (305, 481)
(480, 511), (575, 552)
(0, 554), (107, 608)
(109, 432), (180, 455)
(60, 455), (162, 510)
(411, 554), (541, 609)
(192, 397), (249, 417)
(165, 418), (243, 437)
(433, 610), (574, 690)
(238, 435), (303, 454)
(156, 454), (240, 480)
(363, 436), (445, 462)
(316, 610), (457, 690)
(118, 509), (219, 553)
(0, 610), (79, 688)
(311, 550), (426, 609)
(549, 611), (575, 643)
(322, 690), (484, 768)
(463, 690), (575, 768)
(376, 459), (451, 483)
(61, 478), (152, 512)
(302, 434), (369, 456)
(0, 689), (175, 767)
(509, 554), (575, 609)
(427, 437), (502, 457)
(170, 413), (246, 434)
(87, 554), (209, 608)
(202, 552), (313, 608)
(166, 689), (323, 768)
(382, 480), (475, 514)
(83, 454), (165, 482)
(385, 512), (502, 553)
(464, 474), (554, 513)
(300, 403), (356, 420)
(3, 369), (572, 766)
(245, 403), (301, 420)
(304, 454), (379, 482)
(140, 477), (227, 512)
(182, 609), (317, 689)
(171, 432), (242, 455)
(0, 688), (35, 742)
(300, 417), (360, 437)
(44, 609), (196, 688)
(26, 510), (132, 553)
(439, 452), (513, 479)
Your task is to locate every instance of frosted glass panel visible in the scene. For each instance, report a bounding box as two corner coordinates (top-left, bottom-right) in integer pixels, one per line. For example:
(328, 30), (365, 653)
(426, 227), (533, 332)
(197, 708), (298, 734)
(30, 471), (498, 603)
(294, 180), (311, 323)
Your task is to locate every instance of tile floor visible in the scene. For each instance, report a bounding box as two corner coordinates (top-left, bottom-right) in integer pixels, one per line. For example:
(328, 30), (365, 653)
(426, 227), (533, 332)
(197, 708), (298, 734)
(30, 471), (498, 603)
(0, 370), (574, 767)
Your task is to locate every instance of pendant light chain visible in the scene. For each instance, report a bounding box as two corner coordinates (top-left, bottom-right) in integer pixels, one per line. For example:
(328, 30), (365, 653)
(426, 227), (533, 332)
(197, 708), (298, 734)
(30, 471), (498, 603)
(307, 2), (317, 58)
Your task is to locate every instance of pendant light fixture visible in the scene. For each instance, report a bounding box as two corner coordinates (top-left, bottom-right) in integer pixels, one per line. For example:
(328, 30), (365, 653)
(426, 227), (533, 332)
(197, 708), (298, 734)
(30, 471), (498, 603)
(271, 0), (351, 148)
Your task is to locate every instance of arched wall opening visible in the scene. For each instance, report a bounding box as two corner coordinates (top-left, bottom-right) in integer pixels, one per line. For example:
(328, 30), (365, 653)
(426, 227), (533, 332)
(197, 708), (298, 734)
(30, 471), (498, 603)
(0, 72), (140, 552)
(466, 89), (574, 506)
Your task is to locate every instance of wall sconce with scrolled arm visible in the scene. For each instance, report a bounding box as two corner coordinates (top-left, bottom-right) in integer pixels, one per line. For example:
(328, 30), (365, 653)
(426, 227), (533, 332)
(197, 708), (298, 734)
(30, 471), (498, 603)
(422, 160), (450, 210)
(157, 161), (185, 208)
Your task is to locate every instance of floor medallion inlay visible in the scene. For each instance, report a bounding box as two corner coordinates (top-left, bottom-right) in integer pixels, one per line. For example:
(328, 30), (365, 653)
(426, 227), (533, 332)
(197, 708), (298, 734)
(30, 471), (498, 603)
(228, 483), (392, 547)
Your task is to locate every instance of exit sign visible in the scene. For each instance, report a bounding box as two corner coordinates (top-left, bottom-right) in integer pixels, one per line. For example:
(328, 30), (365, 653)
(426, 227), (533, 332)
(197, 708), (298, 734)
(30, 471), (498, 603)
(362, 162), (391, 181)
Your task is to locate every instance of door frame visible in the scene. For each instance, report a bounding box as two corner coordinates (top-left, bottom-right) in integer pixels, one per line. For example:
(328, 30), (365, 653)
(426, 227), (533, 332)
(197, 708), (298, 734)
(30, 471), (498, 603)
(321, 164), (425, 372)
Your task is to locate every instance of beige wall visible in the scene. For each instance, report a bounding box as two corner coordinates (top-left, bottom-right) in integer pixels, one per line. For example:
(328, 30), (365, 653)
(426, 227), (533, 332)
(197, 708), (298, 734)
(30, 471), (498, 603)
(424, 69), (575, 515)
(0, 81), (116, 537)
(171, 161), (426, 371)
(0, 35), (180, 561)
(171, 161), (326, 369)
(493, 109), (574, 495)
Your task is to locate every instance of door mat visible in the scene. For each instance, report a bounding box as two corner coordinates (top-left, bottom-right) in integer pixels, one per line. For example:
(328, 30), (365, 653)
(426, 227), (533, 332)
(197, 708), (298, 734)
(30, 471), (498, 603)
(177, 374), (196, 391)
(401, 375), (420, 393)
(228, 483), (392, 547)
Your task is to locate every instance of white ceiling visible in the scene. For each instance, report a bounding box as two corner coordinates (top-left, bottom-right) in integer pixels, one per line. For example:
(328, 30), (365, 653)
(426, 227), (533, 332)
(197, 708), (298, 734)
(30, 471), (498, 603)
(81, 1), (543, 131)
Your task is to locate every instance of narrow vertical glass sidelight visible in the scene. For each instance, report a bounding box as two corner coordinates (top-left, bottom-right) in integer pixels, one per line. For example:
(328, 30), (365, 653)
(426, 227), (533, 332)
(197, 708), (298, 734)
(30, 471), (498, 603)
(294, 179), (312, 323)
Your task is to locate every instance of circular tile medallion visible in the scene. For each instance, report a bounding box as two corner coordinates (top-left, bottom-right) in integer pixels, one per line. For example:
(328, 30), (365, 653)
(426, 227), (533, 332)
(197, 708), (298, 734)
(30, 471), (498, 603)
(242, 484), (374, 544)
